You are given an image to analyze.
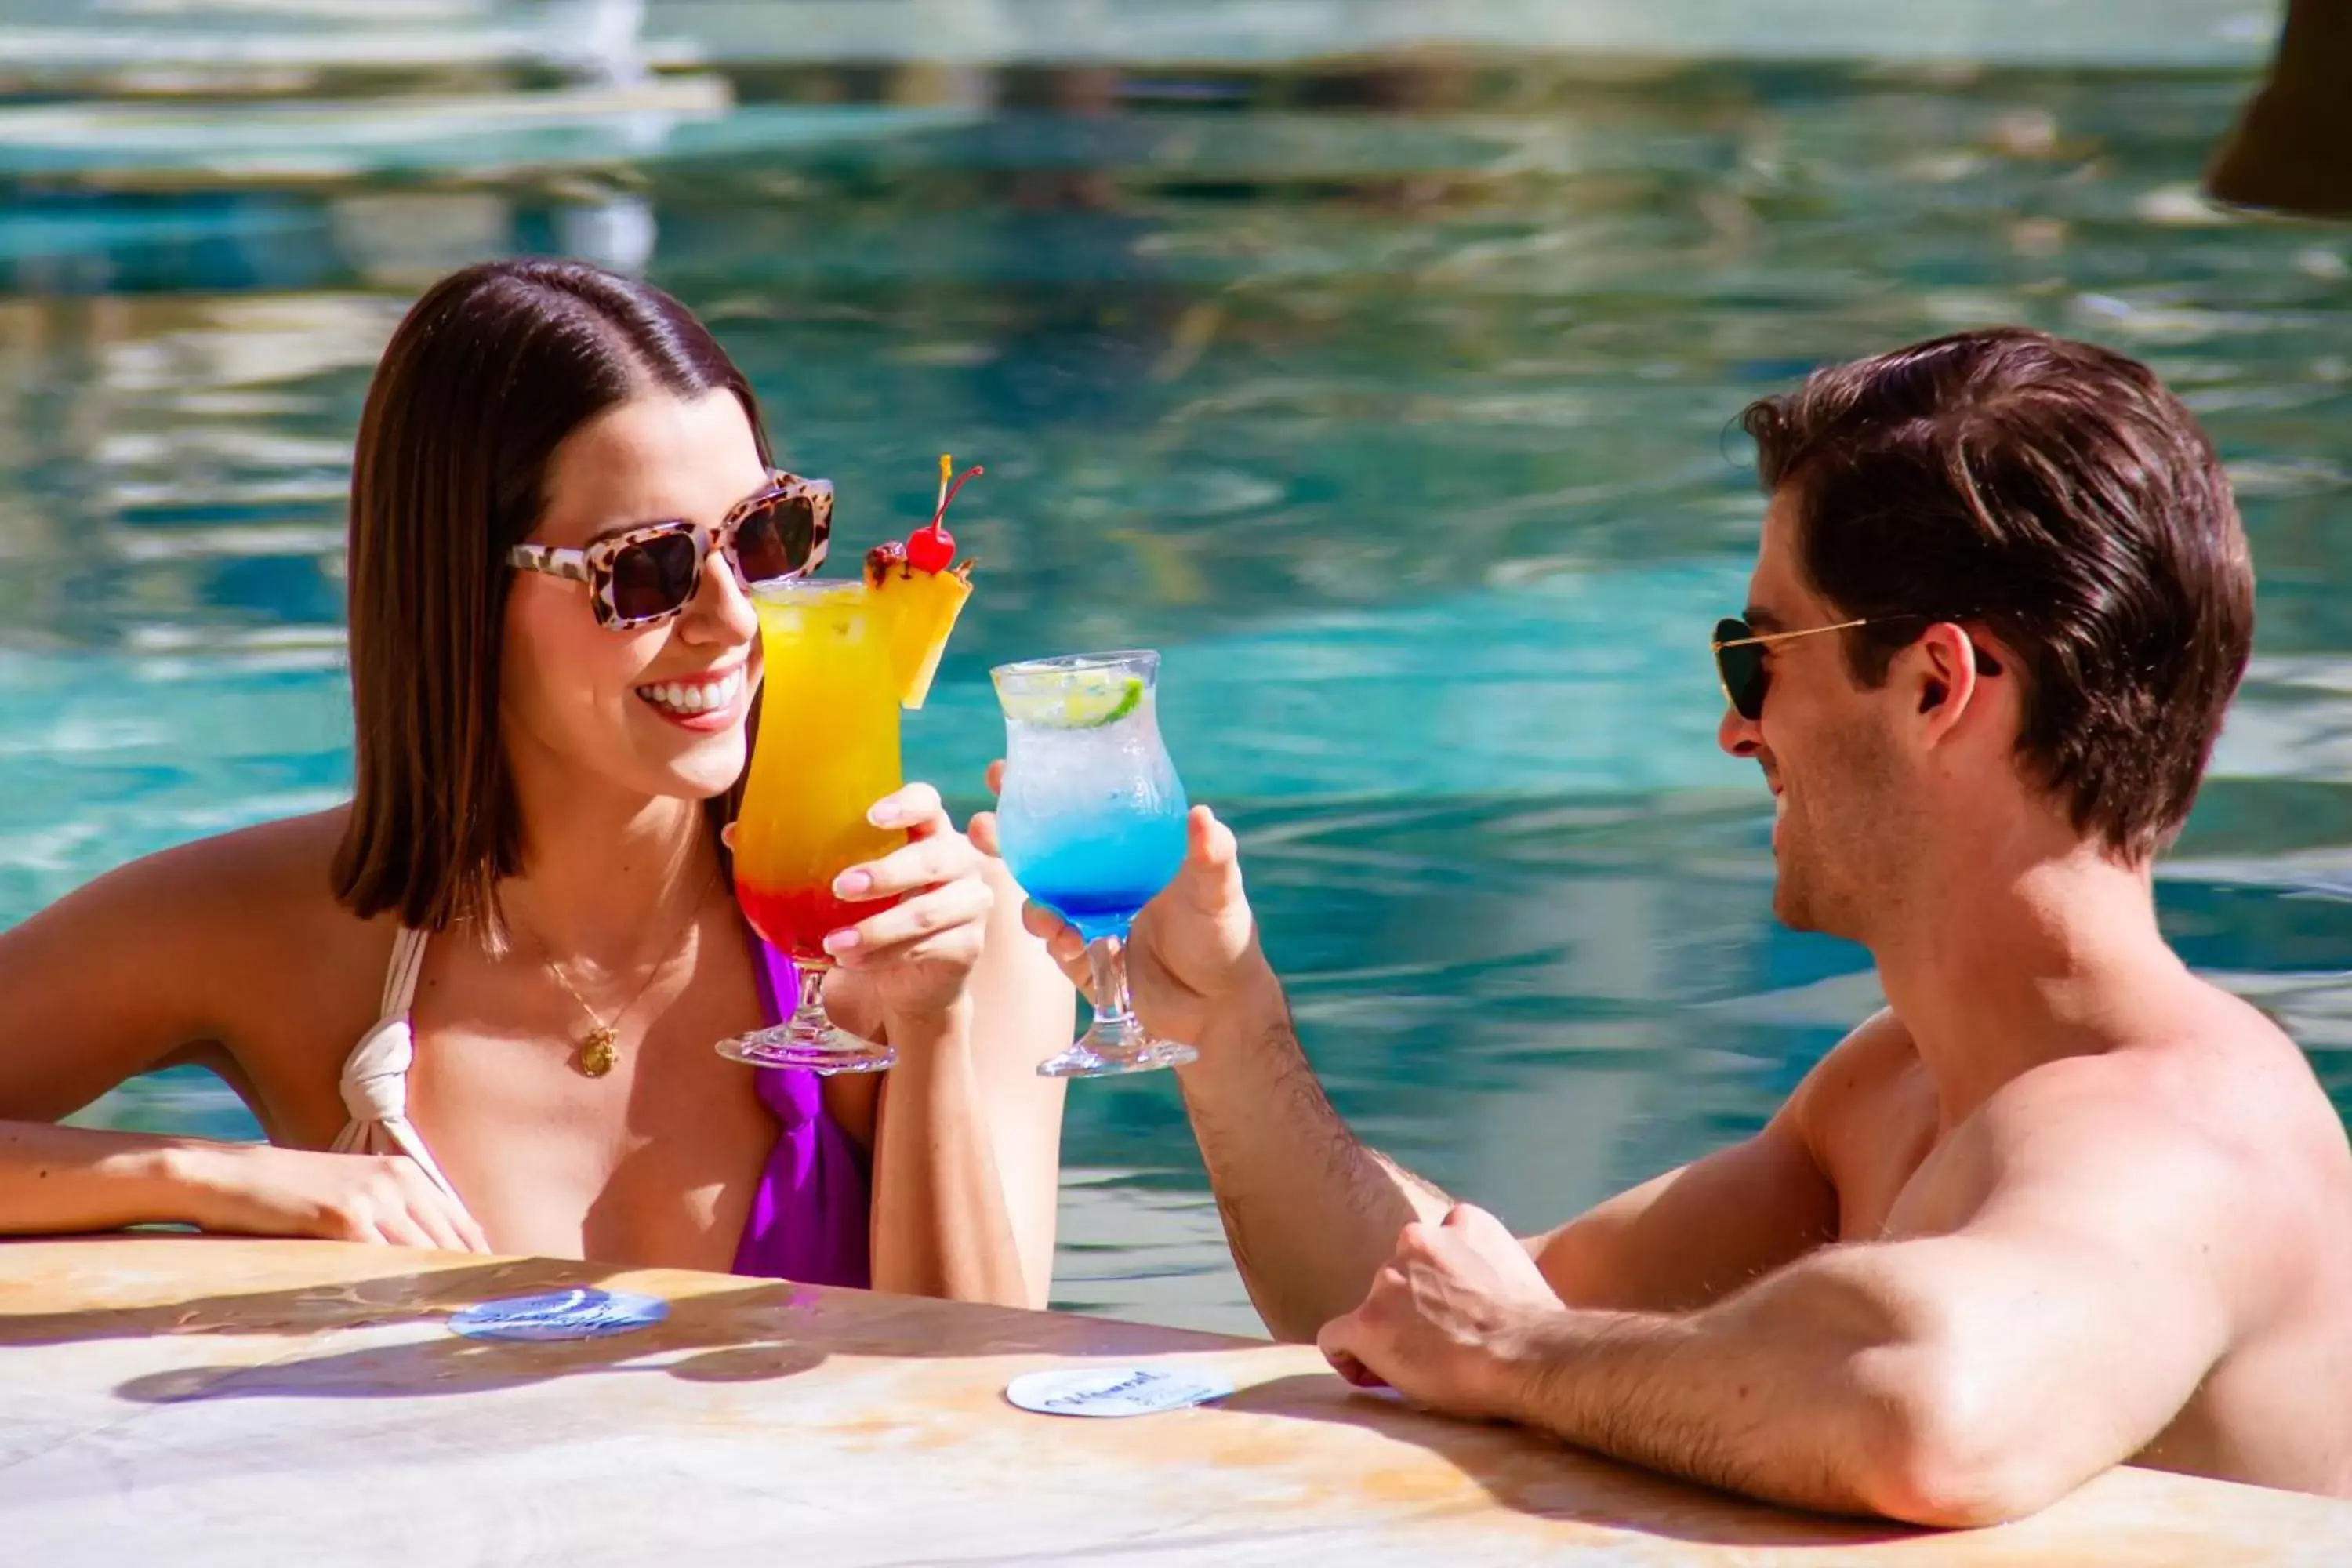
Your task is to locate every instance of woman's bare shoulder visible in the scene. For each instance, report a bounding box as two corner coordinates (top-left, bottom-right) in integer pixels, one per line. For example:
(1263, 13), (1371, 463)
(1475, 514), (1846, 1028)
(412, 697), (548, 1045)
(50, 808), (394, 1011)
(0, 807), (388, 1117)
(113, 807), (358, 931)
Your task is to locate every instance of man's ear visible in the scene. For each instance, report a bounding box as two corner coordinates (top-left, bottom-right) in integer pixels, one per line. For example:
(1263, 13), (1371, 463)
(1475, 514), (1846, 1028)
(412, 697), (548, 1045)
(1907, 623), (1991, 741)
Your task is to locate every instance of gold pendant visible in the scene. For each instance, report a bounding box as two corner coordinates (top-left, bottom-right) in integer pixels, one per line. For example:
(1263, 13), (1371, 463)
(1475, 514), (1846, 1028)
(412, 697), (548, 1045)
(578, 1025), (619, 1078)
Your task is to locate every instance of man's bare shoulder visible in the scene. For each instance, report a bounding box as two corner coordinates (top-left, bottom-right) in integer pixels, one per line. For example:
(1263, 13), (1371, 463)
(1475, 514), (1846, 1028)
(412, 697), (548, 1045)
(2158, 983), (2343, 1155)
(1997, 983), (2335, 1163)
(1959, 981), (2351, 1266)
(1788, 1007), (1921, 1138)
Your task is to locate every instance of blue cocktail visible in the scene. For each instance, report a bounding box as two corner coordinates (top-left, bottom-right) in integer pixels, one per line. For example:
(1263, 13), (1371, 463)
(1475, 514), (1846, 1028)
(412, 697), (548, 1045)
(993, 650), (1197, 1078)
(1004, 818), (1189, 943)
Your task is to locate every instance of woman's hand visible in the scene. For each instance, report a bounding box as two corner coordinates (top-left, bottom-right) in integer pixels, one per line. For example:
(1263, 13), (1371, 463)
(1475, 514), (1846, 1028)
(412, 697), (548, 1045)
(822, 782), (996, 1023)
(187, 1142), (492, 1253)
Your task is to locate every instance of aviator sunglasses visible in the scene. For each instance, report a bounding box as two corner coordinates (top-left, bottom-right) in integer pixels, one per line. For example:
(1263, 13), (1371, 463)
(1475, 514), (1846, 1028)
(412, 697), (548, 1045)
(508, 470), (833, 630)
(1712, 613), (2000, 720)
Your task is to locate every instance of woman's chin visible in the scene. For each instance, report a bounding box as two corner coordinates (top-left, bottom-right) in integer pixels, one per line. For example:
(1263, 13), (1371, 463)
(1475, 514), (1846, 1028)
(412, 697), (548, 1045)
(623, 718), (749, 801)
(669, 736), (750, 800)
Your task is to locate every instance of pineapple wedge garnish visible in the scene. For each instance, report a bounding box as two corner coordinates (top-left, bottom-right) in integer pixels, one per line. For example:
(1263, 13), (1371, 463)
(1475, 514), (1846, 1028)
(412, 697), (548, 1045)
(862, 454), (982, 710)
(865, 546), (973, 710)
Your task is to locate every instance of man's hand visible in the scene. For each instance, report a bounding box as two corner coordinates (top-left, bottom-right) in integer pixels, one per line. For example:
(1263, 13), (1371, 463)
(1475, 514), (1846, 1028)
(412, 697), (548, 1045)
(970, 762), (1267, 1046)
(1316, 1203), (1564, 1421)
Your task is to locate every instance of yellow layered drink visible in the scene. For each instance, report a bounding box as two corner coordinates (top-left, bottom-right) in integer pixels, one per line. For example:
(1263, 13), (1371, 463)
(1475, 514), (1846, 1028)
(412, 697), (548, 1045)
(718, 456), (978, 1074)
(733, 580), (909, 960)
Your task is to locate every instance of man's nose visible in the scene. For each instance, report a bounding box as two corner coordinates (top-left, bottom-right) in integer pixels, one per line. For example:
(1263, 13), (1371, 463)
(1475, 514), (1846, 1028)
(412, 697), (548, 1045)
(1719, 702), (1762, 759)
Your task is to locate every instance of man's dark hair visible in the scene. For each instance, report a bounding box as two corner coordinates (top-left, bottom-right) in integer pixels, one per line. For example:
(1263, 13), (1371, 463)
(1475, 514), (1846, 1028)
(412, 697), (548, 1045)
(1740, 327), (2253, 862)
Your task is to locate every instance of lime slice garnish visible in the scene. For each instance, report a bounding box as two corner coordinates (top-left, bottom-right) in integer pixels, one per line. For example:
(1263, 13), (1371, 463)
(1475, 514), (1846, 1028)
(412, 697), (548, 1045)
(1083, 677), (1145, 728)
(1007, 673), (1145, 728)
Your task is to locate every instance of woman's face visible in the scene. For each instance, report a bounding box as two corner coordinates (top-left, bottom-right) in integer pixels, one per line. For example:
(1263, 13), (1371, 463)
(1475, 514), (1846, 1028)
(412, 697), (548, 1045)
(501, 387), (771, 806)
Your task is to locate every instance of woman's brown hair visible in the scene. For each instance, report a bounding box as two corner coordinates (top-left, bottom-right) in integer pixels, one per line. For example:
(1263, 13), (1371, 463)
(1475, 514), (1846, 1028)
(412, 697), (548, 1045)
(331, 258), (770, 933)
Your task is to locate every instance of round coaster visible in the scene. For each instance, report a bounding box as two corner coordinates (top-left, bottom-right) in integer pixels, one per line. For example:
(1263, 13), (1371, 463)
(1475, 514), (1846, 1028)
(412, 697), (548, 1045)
(1005, 1366), (1236, 1418)
(447, 1288), (670, 1342)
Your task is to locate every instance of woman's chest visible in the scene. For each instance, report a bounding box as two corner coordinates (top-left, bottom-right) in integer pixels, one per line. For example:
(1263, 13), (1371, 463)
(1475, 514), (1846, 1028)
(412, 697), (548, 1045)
(404, 1006), (781, 1270)
(389, 929), (787, 1271)
(233, 919), (869, 1273)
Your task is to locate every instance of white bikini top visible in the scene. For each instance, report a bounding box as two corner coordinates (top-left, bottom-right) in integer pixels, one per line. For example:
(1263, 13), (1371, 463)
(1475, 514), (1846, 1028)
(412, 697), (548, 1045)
(329, 925), (466, 1200)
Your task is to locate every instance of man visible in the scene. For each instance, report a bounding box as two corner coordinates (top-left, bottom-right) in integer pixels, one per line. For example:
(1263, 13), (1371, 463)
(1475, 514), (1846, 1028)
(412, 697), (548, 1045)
(986, 328), (2352, 1526)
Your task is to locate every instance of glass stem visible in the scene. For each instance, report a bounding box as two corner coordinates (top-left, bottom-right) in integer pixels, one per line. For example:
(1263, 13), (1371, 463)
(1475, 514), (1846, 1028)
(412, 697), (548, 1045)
(796, 960), (831, 1022)
(1085, 935), (1138, 1036)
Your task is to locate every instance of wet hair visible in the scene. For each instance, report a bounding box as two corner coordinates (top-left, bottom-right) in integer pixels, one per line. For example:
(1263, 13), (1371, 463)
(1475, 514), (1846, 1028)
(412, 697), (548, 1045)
(1740, 327), (2253, 862)
(331, 259), (770, 933)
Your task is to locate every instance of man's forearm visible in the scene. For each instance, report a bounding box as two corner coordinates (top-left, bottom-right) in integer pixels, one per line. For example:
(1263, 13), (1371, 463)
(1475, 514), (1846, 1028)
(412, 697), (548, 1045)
(1493, 1256), (1984, 1524)
(1178, 967), (1450, 1340)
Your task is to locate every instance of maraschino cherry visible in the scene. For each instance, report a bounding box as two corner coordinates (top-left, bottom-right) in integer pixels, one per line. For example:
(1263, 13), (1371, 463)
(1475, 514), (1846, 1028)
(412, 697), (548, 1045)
(906, 454), (982, 575)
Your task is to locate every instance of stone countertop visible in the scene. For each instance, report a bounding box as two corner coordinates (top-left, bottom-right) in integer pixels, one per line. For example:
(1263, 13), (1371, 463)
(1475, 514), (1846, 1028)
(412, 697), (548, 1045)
(2, 1235), (2345, 1565)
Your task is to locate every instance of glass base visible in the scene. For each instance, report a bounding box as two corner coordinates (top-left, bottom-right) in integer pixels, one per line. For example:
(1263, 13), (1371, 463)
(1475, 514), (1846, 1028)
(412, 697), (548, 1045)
(717, 956), (894, 1075)
(717, 1022), (895, 1075)
(1037, 1019), (1197, 1080)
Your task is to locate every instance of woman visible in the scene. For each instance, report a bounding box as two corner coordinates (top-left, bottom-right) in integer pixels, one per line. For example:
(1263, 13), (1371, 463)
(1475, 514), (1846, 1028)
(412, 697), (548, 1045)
(0, 259), (1072, 1308)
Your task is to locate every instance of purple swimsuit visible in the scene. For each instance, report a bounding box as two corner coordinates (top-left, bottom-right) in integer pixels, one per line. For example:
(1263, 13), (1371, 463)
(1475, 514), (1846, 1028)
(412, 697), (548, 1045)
(729, 933), (873, 1287)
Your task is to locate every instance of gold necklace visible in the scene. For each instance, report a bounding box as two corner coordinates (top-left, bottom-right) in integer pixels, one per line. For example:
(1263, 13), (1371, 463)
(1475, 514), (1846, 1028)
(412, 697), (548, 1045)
(517, 873), (716, 1078)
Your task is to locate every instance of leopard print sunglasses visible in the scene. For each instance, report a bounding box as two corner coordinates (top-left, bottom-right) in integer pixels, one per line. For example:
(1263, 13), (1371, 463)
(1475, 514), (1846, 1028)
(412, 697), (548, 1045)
(507, 470), (833, 630)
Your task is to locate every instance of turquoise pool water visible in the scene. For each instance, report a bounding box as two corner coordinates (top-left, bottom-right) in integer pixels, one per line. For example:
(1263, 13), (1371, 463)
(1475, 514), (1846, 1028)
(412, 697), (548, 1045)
(5, 51), (2350, 1330)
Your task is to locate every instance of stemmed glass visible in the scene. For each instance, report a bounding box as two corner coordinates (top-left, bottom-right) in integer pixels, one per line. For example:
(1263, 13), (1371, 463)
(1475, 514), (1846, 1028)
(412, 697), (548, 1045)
(717, 579), (903, 1073)
(992, 650), (1196, 1078)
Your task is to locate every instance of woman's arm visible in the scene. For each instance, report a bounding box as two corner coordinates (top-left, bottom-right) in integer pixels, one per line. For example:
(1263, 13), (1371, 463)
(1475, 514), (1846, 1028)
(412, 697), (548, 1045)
(826, 787), (1073, 1308)
(0, 1121), (488, 1250)
(0, 1120), (218, 1233)
(907, 858), (1069, 1305)
(0, 822), (486, 1251)
(0, 838), (239, 1125)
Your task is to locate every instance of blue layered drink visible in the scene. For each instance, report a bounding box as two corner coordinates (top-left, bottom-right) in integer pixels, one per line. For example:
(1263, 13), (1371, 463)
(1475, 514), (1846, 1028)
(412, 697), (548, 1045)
(993, 650), (1196, 1077)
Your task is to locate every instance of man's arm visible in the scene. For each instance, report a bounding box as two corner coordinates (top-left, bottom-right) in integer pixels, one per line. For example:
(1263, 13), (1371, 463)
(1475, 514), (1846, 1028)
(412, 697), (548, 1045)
(1507, 1215), (2225, 1524)
(1320, 1091), (2247, 1526)
(978, 795), (1457, 1340)
(1189, 996), (1848, 1337)
(1527, 1102), (1838, 1312)
(1175, 964), (1452, 1341)
(985, 795), (1848, 1341)
(1176, 967), (1846, 1340)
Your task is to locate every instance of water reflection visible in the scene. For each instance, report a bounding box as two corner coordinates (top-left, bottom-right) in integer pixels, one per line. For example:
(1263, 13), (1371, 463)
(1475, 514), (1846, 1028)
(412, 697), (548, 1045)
(5, 51), (2350, 1332)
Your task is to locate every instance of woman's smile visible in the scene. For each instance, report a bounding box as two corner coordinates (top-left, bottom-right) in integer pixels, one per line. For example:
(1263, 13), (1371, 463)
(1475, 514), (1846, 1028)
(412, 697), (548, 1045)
(633, 661), (750, 731)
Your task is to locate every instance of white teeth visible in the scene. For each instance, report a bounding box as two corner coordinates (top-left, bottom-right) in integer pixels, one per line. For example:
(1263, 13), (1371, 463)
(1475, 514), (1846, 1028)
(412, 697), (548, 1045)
(637, 670), (741, 716)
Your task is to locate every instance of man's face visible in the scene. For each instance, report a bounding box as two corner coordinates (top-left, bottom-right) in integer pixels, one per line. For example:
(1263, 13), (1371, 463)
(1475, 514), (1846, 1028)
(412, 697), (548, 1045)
(1717, 493), (1917, 939)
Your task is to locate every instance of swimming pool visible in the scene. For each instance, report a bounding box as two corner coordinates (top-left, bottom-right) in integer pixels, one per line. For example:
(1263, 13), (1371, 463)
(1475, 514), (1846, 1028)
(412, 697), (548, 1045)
(5, 39), (2347, 1332)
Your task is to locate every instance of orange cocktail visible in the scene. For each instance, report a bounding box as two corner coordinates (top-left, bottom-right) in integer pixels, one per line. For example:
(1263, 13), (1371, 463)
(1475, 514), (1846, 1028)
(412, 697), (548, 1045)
(716, 459), (977, 1075)
(734, 579), (907, 962)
